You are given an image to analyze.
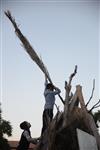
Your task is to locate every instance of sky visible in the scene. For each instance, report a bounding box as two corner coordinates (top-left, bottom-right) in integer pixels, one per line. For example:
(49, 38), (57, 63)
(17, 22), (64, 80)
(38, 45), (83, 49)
(0, 0), (100, 141)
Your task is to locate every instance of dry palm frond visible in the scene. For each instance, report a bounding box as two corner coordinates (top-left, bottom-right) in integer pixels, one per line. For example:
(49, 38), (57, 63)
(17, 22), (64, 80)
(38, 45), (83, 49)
(5, 10), (65, 104)
(5, 10), (52, 83)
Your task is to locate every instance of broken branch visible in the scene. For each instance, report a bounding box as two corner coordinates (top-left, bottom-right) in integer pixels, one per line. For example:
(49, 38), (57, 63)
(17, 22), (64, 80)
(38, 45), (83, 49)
(86, 79), (95, 107)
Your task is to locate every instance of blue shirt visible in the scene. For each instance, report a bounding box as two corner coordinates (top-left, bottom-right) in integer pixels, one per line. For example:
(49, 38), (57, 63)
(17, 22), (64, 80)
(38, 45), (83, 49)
(44, 80), (61, 109)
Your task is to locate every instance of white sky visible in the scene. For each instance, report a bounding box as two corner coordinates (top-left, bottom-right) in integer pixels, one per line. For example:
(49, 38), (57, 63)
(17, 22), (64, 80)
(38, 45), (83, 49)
(0, 0), (100, 140)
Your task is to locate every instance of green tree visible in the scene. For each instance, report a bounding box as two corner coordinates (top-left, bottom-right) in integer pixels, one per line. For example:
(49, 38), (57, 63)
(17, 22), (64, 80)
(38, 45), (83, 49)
(0, 103), (12, 150)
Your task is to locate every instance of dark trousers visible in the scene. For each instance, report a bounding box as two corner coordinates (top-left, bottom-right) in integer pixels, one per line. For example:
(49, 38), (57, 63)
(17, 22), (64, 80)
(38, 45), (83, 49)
(41, 109), (53, 134)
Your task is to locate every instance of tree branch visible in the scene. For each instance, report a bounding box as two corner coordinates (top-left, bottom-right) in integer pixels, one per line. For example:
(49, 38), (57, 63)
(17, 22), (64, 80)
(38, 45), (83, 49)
(89, 99), (100, 112)
(86, 79), (95, 107)
(68, 65), (77, 86)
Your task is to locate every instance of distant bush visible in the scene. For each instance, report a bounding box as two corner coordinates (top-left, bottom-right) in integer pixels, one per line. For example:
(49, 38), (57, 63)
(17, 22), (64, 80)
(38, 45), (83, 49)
(0, 103), (12, 150)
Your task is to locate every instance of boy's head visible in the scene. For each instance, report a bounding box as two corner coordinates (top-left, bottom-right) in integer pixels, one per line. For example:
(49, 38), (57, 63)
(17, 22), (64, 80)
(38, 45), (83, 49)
(20, 121), (31, 130)
(46, 83), (54, 91)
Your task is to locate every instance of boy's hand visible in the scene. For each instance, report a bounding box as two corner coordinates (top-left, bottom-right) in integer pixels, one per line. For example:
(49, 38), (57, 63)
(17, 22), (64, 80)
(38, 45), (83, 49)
(53, 84), (59, 89)
(32, 138), (40, 144)
(53, 85), (59, 90)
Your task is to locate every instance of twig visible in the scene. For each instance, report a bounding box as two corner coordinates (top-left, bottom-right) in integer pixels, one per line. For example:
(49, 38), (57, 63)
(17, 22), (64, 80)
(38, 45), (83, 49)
(89, 99), (100, 112)
(86, 79), (95, 107)
(58, 94), (65, 104)
(68, 65), (77, 86)
(54, 103), (60, 112)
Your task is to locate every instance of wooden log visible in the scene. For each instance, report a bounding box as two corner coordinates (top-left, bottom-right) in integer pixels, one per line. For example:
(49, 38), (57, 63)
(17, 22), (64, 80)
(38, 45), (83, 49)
(77, 85), (100, 150)
(69, 89), (78, 112)
(63, 82), (70, 127)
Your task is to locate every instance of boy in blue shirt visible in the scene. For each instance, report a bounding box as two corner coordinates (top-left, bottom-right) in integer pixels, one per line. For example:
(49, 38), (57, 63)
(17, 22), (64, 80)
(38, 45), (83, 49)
(41, 76), (61, 134)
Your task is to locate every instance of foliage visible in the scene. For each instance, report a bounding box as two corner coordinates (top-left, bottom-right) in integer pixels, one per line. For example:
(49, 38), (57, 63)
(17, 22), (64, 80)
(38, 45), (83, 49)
(0, 138), (11, 150)
(0, 103), (12, 150)
(93, 110), (100, 128)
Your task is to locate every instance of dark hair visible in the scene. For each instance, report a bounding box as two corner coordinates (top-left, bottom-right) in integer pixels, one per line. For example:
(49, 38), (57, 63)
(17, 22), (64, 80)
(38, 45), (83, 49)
(46, 83), (54, 90)
(20, 121), (29, 130)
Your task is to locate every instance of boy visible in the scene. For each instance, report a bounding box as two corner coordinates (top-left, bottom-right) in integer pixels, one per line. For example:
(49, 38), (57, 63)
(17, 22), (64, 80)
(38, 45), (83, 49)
(41, 75), (61, 134)
(17, 121), (38, 150)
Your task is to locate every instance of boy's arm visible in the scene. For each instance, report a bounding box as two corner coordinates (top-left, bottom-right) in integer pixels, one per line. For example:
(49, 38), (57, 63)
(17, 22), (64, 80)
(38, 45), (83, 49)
(23, 131), (38, 144)
(53, 85), (61, 95)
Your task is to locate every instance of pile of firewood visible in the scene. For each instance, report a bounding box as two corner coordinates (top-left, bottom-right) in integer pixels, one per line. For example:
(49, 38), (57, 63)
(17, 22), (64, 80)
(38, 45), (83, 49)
(35, 67), (100, 150)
